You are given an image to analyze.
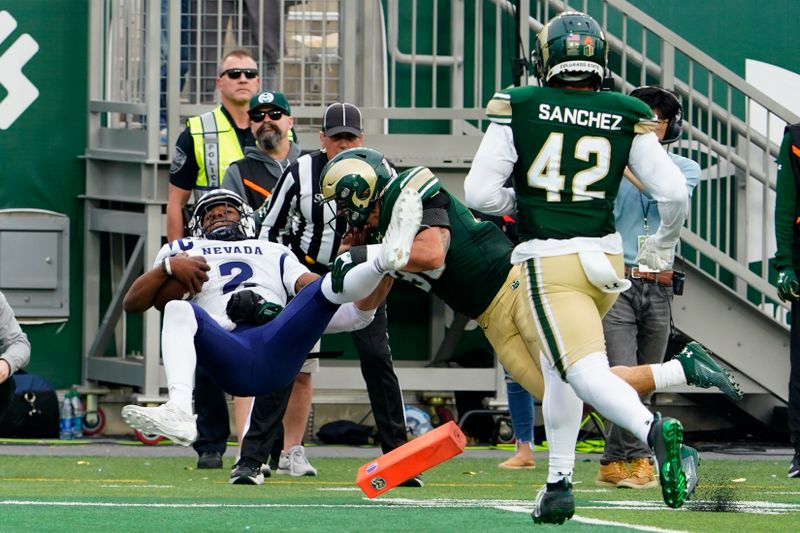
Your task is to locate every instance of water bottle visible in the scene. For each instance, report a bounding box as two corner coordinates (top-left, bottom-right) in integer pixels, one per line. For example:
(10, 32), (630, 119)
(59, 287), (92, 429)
(59, 392), (74, 440)
(70, 387), (84, 439)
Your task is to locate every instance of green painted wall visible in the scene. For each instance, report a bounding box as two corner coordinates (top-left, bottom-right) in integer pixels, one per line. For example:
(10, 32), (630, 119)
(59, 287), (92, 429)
(631, 1), (799, 78)
(0, 2), (88, 387)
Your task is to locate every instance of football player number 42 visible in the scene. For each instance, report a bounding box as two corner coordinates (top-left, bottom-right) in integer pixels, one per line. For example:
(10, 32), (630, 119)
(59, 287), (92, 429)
(527, 133), (611, 202)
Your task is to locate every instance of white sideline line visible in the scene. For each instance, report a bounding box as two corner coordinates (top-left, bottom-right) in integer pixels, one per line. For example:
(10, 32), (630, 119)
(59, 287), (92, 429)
(572, 516), (690, 532)
(2, 497), (798, 518)
(496, 505), (689, 532)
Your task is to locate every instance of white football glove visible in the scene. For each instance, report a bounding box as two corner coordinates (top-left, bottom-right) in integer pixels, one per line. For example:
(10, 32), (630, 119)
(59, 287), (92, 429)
(635, 236), (675, 271)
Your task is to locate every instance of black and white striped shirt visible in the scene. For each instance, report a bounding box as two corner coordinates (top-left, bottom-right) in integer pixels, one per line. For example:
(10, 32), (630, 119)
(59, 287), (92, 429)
(259, 150), (347, 272)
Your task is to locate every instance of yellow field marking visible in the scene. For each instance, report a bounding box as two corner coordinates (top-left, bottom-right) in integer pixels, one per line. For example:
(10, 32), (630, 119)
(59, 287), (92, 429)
(1, 478), (148, 483)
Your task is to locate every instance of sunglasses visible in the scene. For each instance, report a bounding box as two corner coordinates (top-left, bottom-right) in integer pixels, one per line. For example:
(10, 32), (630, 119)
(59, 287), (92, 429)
(220, 68), (258, 80)
(249, 109), (285, 122)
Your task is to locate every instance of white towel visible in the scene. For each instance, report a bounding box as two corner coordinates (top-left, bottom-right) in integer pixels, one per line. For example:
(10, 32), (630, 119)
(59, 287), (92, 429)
(578, 251), (630, 294)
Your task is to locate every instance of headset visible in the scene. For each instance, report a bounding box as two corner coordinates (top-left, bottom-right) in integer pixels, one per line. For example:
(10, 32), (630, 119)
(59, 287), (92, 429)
(630, 86), (683, 144)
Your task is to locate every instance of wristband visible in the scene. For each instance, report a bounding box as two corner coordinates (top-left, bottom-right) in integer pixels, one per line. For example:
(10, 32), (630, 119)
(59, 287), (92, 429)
(162, 257), (173, 277)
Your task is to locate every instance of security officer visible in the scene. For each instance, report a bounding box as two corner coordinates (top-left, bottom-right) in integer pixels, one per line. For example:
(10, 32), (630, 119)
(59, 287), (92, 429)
(166, 48), (260, 241)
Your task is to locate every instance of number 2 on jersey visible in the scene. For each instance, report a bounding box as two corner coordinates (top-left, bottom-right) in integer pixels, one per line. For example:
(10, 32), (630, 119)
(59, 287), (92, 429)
(219, 261), (254, 294)
(527, 132), (610, 202)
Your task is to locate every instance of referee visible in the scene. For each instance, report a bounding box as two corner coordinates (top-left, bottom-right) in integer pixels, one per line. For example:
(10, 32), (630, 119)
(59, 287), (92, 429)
(260, 103), (420, 486)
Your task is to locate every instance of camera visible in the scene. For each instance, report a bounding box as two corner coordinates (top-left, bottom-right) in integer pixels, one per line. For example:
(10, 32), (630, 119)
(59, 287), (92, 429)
(672, 271), (685, 295)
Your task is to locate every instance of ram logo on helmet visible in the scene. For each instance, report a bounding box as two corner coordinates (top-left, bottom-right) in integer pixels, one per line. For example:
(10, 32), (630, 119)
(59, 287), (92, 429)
(320, 147), (394, 228)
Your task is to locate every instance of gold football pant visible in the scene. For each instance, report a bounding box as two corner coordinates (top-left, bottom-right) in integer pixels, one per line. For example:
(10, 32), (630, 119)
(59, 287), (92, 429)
(522, 253), (624, 379)
(477, 253), (624, 398)
(477, 264), (545, 399)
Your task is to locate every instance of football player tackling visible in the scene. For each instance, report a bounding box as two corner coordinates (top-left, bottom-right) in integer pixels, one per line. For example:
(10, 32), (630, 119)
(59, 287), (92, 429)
(320, 140), (738, 522)
(120, 188), (422, 446)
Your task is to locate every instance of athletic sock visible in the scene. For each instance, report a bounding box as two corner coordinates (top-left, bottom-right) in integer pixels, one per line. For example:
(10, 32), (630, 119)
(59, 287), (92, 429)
(160, 301), (198, 414)
(541, 352), (581, 485)
(320, 245), (385, 304)
(650, 359), (686, 390)
(567, 352), (654, 444)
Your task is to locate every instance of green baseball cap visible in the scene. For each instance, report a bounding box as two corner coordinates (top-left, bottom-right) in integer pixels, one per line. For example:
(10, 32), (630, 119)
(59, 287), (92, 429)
(249, 91), (291, 116)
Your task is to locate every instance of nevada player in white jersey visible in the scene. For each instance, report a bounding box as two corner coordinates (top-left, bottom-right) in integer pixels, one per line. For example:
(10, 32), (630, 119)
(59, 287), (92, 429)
(158, 237), (310, 332)
(120, 189), (423, 446)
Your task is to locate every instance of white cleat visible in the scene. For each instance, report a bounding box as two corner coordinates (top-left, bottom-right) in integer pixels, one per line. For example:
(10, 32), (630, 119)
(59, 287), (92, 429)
(121, 401), (198, 447)
(382, 187), (423, 272)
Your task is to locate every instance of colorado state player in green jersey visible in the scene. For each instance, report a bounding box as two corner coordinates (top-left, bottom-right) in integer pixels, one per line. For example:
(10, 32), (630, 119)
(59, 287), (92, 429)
(321, 146), (736, 399)
(465, 11), (691, 520)
(321, 145), (735, 519)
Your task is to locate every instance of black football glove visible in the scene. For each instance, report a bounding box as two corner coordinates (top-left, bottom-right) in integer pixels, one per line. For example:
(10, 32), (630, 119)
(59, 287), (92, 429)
(777, 268), (800, 302)
(226, 290), (284, 325)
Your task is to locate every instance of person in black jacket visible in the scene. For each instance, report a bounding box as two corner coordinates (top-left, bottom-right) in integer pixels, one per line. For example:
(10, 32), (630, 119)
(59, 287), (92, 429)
(773, 122), (800, 479)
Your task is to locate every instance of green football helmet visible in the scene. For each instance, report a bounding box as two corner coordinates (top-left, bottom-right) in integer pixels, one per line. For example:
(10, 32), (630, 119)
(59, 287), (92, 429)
(320, 147), (394, 228)
(533, 11), (608, 88)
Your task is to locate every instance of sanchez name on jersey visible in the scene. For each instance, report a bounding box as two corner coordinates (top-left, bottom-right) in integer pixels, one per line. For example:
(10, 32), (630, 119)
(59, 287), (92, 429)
(486, 86), (657, 240)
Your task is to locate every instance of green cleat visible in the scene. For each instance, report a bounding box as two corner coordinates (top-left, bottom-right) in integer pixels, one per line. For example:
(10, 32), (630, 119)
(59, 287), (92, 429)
(675, 341), (744, 401)
(680, 445), (700, 498)
(531, 478), (575, 525)
(648, 413), (688, 509)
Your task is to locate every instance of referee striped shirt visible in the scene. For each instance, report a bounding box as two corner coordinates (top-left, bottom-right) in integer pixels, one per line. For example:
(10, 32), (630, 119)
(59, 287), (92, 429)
(259, 150), (347, 271)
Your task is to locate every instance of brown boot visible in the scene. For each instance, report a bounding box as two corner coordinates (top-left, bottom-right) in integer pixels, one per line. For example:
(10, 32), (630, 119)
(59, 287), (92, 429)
(617, 457), (659, 489)
(595, 460), (628, 487)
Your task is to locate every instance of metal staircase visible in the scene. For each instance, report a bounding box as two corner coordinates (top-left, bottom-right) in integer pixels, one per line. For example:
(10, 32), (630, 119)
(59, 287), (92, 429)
(83, 0), (798, 423)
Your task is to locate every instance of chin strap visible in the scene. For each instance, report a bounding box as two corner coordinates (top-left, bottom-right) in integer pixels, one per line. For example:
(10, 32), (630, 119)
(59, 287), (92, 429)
(206, 226), (247, 241)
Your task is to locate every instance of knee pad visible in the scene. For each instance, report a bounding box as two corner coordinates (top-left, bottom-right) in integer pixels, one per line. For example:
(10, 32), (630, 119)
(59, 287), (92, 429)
(163, 300), (198, 332)
(565, 352), (611, 404)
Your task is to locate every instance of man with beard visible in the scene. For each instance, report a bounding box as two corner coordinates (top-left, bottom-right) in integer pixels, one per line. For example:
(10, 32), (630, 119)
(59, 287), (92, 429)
(222, 90), (302, 211)
(221, 90), (305, 484)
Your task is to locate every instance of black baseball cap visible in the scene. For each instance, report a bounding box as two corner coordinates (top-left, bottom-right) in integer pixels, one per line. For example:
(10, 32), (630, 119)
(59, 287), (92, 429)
(322, 103), (363, 136)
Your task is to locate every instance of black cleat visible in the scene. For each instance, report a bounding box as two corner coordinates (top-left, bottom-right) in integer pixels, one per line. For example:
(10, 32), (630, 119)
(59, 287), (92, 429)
(531, 478), (575, 525)
(399, 474), (424, 488)
(789, 451), (800, 479)
(230, 458), (265, 485)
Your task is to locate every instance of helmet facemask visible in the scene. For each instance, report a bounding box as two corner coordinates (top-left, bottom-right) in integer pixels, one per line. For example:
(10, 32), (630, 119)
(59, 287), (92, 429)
(188, 190), (256, 241)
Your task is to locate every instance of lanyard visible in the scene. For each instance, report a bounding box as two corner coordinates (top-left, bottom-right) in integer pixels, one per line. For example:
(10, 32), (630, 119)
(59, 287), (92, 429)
(639, 192), (653, 233)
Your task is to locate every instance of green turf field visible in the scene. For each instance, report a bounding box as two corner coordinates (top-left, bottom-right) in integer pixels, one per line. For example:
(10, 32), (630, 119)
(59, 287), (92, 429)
(1, 451), (798, 532)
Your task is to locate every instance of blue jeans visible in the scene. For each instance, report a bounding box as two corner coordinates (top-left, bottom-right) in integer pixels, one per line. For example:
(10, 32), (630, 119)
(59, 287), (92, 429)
(505, 370), (535, 443)
(600, 277), (673, 462)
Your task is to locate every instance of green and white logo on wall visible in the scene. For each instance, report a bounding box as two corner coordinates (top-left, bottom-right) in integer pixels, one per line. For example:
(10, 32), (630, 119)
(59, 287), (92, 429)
(0, 1), (88, 389)
(0, 10), (39, 130)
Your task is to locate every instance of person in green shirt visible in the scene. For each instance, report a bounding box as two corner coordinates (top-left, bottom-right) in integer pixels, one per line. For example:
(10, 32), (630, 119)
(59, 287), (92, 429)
(773, 123), (800, 479)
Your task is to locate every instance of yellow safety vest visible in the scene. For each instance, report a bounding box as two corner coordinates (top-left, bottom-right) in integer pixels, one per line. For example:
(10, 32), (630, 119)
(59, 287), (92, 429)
(187, 106), (244, 196)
